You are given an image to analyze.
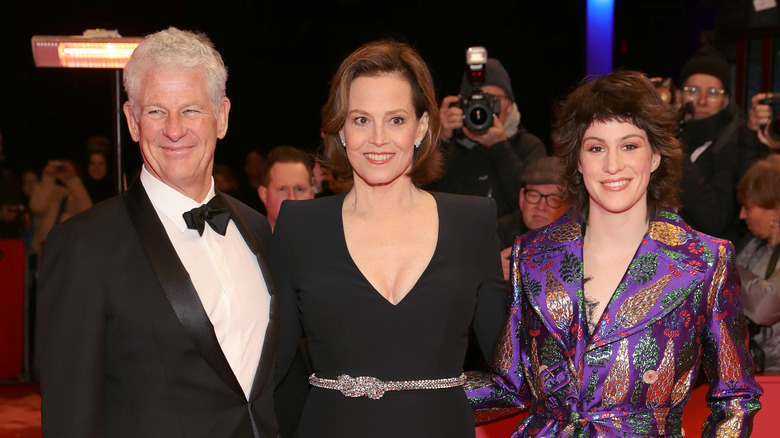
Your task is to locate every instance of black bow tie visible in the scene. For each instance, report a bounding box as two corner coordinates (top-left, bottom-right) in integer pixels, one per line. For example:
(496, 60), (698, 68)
(182, 194), (231, 236)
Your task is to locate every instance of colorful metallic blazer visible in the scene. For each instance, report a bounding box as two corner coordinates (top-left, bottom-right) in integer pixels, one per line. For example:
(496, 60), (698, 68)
(466, 208), (763, 437)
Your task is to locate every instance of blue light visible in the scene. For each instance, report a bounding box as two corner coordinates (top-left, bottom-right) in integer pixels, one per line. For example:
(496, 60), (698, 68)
(587, 0), (614, 76)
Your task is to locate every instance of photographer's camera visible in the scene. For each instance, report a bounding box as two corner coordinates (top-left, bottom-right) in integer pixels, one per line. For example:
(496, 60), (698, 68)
(456, 47), (501, 134)
(759, 93), (780, 141)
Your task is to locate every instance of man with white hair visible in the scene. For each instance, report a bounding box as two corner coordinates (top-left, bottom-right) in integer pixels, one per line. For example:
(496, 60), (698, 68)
(37, 27), (278, 437)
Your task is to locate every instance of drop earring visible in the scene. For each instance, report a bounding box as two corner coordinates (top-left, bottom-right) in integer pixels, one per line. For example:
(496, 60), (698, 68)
(341, 139), (346, 147)
(414, 141), (421, 149)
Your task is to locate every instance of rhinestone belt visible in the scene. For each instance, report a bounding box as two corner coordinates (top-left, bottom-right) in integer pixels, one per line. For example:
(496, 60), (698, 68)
(308, 373), (467, 400)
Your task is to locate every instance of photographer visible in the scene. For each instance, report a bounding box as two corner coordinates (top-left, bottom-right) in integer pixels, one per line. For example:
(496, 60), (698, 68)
(675, 45), (765, 244)
(435, 57), (546, 217)
(28, 159), (92, 255)
(748, 92), (780, 152)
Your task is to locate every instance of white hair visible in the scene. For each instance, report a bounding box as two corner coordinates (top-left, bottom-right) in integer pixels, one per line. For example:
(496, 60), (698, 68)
(123, 27), (228, 119)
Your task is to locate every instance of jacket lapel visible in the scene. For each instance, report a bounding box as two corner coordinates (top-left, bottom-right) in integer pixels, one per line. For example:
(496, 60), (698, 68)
(590, 210), (709, 348)
(123, 180), (244, 398)
(221, 193), (279, 402)
(520, 209), (712, 353)
(520, 215), (587, 355)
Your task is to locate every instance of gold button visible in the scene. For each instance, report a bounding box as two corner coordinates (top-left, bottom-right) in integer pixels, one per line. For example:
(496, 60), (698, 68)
(643, 370), (659, 384)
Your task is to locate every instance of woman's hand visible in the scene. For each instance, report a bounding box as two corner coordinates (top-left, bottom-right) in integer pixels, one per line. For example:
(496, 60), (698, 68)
(500, 246), (512, 282)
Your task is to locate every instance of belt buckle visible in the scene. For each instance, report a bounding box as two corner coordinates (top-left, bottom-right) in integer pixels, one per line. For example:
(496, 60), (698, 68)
(337, 374), (386, 399)
(538, 361), (570, 393)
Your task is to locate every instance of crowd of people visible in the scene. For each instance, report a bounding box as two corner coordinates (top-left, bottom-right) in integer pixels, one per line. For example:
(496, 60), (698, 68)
(0, 24), (777, 437)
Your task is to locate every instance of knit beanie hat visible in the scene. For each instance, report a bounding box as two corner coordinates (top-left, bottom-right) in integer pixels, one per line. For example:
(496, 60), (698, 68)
(679, 46), (730, 95)
(460, 58), (516, 103)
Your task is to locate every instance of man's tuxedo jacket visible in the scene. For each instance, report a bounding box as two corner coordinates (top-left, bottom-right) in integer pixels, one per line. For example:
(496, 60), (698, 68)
(37, 179), (278, 437)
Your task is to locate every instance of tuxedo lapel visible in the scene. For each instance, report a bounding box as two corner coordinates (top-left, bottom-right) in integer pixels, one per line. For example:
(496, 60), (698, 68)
(123, 180), (244, 398)
(221, 193), (278, 402)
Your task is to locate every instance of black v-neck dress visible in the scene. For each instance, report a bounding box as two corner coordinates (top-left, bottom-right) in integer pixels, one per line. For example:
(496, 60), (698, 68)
(270, 192), (506, 438)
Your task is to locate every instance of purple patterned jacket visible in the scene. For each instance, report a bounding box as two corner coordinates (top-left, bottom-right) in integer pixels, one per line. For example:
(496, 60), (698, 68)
(466, 208), (762, 437)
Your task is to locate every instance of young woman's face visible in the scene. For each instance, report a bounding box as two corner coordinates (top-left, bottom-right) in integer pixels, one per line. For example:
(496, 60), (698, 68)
(578, 120), (660, 217)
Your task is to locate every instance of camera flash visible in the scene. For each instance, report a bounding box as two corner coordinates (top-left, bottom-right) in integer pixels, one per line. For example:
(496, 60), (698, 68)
(466, 47), (487, 65)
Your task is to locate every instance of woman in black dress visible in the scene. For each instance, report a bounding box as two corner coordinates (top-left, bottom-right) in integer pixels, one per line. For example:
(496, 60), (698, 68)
(270, 39), (507, 437)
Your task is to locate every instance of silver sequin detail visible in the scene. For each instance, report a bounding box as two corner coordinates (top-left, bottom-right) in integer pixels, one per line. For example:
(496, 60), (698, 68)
(309, 373), (466, 399)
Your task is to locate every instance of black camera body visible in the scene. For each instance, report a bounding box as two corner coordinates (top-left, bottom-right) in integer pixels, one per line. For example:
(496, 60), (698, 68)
(759, 93), (780, 141)
(457, 47), (501, 134)
(459, 90), (502, 134)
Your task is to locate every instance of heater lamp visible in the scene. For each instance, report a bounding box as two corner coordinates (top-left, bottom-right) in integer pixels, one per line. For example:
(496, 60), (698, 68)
(31, 29), (141, 69)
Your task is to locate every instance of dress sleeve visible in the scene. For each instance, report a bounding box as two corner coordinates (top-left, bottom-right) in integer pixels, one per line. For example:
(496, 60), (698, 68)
(700, 241), (763, 437)
(466, 235), (530, 412)
(270, 201), (304, 386)
(471, 198), (509, 364)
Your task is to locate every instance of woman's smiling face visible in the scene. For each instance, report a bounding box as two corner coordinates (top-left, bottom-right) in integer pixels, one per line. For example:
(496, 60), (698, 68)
(340, 72), (427, 188)
(578, 120), (660, 217)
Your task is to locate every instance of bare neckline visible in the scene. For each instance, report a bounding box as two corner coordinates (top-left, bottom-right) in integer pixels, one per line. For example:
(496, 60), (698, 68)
(338, 192), (441, 307)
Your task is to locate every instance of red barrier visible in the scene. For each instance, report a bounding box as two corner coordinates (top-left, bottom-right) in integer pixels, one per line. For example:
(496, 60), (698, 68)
(0, 239), (25, 379)
(751, 373), (780, 437)
(475, 413), (524, 438)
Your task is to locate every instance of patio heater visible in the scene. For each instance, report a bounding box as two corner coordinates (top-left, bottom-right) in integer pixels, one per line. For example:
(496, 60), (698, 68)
(31, 29), (142, 194)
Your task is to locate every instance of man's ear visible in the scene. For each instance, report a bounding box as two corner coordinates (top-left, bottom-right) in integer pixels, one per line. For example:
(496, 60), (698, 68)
(217, 97), (230, 139)
(123, 102), (140, 142)
(257, 185), (268, 206)
(518, 187), (526, 211)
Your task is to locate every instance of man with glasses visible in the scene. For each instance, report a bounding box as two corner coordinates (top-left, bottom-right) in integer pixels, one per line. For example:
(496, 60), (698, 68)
(496, 156), (570, 281)
(676, 45), (759, 244)
(435, 58), (547, 217)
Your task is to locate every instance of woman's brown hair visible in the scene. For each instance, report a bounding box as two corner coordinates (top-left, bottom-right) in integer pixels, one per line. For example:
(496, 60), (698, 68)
(552, 70), (683, 217)
(320, 39), (442, 187)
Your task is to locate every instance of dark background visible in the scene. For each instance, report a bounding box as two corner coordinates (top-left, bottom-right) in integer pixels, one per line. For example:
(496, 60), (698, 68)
(0, 0), (774, 185)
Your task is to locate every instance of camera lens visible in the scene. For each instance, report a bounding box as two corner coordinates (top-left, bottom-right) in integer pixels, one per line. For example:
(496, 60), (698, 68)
(463, 101), (493, 134)
(469, 106), (490, 127)
(460, 89), (499, 134)
(769, 120), (780, 141)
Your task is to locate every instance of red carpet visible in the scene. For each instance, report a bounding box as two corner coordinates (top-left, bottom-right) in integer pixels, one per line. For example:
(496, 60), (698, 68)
(0, 382), (41, 438)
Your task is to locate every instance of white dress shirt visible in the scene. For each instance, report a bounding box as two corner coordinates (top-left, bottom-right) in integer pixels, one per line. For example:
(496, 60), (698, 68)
(140, 166), (270, 399)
